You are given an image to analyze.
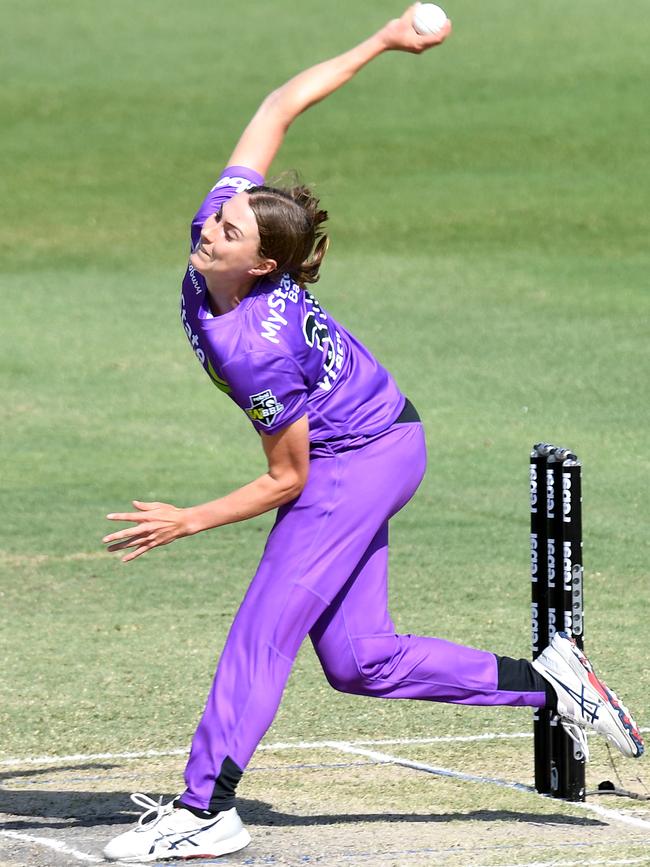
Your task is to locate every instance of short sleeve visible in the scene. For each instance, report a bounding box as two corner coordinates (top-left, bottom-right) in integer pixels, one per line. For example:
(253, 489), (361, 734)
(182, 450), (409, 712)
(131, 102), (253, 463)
(190, 165), (265, 246)
(221, 351), (307, 435)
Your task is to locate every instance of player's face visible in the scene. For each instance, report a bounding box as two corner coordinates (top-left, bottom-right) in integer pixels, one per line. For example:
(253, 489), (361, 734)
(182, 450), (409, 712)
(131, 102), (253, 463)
(190, 193), (273, 281)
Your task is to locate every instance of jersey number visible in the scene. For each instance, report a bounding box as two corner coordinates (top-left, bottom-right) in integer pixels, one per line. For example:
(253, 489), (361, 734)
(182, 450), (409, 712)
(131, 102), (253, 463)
(303, 292), (335, 373)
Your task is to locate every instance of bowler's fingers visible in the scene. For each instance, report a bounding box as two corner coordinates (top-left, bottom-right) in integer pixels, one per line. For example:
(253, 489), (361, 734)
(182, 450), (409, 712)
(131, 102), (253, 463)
(106, 533), (154, 552)
(106, 540), (134, 553)
(404, 3), (452, 49)
(121, 544), (154, 563)
(103, 521), (161, 544)
(104, 527), (141, 544)
(106, 511), (148, 524)
(423, 17), (452, 45)
(411, 20), (452, 53)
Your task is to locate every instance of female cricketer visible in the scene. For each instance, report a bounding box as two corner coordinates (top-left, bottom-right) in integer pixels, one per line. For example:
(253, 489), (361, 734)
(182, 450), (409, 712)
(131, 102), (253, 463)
(103, 5), (643, 861)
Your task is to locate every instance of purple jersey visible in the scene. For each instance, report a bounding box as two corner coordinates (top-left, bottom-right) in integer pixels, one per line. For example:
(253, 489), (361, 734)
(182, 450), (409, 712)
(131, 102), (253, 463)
(181, 166), (405, 440)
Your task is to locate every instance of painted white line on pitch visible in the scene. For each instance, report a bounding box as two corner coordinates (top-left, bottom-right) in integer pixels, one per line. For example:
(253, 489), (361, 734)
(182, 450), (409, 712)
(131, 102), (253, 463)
(0, 830), (101, 863)
(0, 747), (189, 767)
(326, 742), (534, 792)
(0, 731), (534, 767)
(266, 731), (535, 749)
(571, 799), (650, 831)
(325, 743), (650, 831)
(473, 860), (650, 867)
(1, 725), (647, 768)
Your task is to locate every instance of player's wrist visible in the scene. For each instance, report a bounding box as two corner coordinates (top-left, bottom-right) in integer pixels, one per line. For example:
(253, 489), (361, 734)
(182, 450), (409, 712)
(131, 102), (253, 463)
(182, 505), (209, 536)
(375, 20), (401, 52)
(362, 28), (386, 54)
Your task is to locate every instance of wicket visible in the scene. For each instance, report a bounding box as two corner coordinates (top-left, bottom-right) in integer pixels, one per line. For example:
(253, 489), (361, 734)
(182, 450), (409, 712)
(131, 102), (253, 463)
(530, 442), (586, 801)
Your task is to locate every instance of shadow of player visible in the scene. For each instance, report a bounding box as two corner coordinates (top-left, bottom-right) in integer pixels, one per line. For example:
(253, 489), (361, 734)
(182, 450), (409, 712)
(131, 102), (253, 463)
(0, 787), (606, 832)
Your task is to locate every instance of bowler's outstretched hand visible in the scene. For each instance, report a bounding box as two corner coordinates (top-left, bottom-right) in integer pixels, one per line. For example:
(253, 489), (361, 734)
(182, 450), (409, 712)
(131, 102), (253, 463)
(103, 500), (193, 562)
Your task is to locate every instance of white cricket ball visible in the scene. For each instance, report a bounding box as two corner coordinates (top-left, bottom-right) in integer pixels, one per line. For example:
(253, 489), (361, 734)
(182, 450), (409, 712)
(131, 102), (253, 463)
(412, 3), (449, 36)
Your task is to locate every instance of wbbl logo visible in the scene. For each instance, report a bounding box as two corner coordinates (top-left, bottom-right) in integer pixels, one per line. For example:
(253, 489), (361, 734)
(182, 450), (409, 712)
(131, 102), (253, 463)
(245, 390), (285, 428)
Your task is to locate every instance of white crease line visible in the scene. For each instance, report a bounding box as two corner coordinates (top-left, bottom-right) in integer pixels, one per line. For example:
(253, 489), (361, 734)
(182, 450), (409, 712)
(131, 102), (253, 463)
(0, 830), (101, 863)
(1, 743), (648, 865)
(268, 732), (535, 748)
(571, 799), (650, 831)
(2, 729), (649, 836)
(473, 860), (649, 867)
(326, 742), (533, 793)
(325, 743), (650, 832)
(0, 731), (535, 767)
(4, 727), (648, 766)
(0, 747), (189, 767)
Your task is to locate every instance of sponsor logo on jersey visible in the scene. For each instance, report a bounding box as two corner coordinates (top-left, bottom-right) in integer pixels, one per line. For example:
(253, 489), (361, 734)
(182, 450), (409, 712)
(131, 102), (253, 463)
(188, 263), (203, 296)
(260, 276), (301, 344)
(211, 175), (258, 195)
(181, 294), (206, 364)
(245, 389), (284, 428)
(207, 359), (231, 394)
(260, 307), (289, 344)
(180, 294), (231, 393)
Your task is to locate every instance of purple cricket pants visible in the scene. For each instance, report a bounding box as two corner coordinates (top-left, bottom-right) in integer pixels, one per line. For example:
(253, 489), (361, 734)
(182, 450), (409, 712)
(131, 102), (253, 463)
(181, 420), (546, 811)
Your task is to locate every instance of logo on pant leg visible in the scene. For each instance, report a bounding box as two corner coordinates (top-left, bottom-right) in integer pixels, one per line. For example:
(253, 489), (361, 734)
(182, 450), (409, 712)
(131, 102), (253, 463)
(246, 389), (285, 428)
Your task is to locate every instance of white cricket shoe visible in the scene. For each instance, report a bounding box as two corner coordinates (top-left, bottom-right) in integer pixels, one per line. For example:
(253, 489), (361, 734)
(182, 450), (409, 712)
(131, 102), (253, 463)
(533, 632), (644, 761)
(103, 793), (251, 862)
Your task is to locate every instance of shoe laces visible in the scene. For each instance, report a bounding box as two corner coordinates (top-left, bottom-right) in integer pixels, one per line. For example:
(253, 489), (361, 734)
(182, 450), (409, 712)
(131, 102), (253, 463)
(559, 717), (590, 761)
(130, 792), (174, 828)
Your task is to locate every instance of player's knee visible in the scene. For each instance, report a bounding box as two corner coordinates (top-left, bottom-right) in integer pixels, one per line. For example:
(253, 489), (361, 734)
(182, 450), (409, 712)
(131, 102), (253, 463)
(316, 642), (364, 694)
(353, 634), (399, 681)
(319, 635), (399, 694)
(316, 647), (365, 694)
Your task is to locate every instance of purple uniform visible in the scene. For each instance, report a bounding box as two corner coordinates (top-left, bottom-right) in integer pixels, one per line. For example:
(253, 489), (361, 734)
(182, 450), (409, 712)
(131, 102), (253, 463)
(181, 166), (404, 444)
(179, 168), (548, 814)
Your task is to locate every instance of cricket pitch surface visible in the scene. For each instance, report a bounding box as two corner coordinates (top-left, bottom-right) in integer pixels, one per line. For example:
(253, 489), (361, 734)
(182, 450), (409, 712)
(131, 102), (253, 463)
(1, 733), (649, 866)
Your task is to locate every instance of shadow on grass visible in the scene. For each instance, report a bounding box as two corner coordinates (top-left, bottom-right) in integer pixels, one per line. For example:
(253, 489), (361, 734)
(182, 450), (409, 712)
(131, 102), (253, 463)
(0, 790), (605, 832)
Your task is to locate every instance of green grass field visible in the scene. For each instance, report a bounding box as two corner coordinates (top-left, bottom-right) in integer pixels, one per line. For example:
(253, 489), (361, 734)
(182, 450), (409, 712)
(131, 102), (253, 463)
(1, 1), (649, 863)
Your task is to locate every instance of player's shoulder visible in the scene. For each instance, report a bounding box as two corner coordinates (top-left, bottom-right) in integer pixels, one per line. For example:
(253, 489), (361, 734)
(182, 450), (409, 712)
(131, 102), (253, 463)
(210, 167), (263, 198)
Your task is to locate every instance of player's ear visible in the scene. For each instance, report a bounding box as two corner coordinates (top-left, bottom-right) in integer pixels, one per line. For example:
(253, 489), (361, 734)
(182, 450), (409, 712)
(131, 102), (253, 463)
(249, 258), (277, 277)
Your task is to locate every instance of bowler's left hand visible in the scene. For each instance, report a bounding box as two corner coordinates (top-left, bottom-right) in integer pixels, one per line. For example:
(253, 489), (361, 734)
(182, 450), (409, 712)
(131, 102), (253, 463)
(103, 500), (194, 562)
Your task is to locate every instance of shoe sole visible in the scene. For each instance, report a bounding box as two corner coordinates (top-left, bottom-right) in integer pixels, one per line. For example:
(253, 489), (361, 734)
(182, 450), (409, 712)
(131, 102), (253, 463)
(553, 633), (644, 759)
(106, 828), (251, 863)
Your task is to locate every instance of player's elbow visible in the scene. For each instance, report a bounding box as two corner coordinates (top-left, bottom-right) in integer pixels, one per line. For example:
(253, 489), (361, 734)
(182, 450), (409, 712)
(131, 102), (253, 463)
(274, 469), (308, 504)
(259, 88), (295, 130)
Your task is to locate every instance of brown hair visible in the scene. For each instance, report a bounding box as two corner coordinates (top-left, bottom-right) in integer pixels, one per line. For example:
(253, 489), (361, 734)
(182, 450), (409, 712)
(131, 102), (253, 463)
(247, 182), (329, 286)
